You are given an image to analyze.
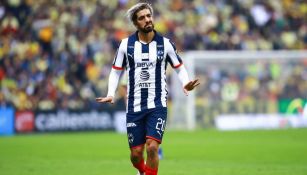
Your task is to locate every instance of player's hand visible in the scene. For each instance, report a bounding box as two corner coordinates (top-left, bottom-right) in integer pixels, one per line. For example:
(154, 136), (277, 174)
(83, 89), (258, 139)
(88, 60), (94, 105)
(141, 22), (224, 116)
(95, 96), (114, 104)
(183, 79), (200, 96)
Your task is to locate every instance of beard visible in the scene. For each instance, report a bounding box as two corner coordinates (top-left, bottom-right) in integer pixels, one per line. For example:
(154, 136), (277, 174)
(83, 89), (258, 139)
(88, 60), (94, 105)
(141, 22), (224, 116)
(139, 23), (154, 33)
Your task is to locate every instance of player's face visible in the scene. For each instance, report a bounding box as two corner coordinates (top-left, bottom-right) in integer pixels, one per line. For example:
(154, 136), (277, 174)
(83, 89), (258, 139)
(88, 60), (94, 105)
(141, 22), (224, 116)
(135, 9), (154, 33)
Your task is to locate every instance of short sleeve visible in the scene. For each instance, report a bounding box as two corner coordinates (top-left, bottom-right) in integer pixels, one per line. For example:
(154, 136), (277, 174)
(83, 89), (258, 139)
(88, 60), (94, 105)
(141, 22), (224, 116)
(112, 39), (128, 70)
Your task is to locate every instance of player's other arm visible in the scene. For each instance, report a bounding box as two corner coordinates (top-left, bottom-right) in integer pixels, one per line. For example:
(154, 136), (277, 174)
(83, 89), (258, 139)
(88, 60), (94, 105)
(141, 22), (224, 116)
(96, 41), (126, 104)
(96, 68), (122, 104)
(175, 65), (199, 96)
(166, 40), (199, 95)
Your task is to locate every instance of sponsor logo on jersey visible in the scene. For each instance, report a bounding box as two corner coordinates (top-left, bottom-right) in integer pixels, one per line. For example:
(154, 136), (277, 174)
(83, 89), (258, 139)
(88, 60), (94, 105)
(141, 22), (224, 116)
(136, 62), (154, 68)
(139, 83), (151, 88)
(140, 70), (150, 81)
(127, 53), (134, 58)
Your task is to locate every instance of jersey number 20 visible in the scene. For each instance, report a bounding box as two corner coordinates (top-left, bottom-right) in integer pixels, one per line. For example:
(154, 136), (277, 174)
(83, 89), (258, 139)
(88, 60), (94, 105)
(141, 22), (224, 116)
(156, 118), (166, 132)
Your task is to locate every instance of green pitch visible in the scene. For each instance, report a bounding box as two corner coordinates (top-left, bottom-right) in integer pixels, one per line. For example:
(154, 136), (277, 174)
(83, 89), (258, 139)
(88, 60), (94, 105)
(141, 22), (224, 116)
(1, 128), (307, 175)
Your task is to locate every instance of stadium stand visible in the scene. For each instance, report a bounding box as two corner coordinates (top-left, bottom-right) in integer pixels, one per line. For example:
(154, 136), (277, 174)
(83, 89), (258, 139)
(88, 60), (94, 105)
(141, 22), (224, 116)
(0, 0), (306, 111)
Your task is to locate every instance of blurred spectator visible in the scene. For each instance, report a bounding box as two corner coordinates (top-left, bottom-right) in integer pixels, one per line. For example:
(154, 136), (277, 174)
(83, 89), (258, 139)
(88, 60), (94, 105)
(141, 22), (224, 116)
(0, 0), (306, 111)
(194, 60), (307, 127)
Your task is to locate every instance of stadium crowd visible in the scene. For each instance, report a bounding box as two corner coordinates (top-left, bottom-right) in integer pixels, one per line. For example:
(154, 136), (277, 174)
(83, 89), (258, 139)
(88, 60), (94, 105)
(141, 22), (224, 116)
(0, 0), (306, 111)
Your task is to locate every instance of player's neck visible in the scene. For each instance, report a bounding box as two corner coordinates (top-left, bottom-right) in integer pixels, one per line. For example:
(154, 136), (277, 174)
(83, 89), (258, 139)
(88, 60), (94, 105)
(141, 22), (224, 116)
(138, 31), (154, 44)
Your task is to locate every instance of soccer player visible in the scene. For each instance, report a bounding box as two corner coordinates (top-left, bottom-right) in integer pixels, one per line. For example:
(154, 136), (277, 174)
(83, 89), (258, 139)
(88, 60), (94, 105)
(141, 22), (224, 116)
(96, 3), (199, 175)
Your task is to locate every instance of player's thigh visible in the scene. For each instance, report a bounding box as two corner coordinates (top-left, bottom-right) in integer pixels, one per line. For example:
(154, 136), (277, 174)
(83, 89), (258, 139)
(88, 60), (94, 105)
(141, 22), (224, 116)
(146, 107), (167, 143)
(126, 112), (147, 148)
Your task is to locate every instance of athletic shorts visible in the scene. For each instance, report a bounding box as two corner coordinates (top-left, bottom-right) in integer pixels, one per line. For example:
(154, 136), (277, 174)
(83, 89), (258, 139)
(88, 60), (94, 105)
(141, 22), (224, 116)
(126, 107), (167, 148)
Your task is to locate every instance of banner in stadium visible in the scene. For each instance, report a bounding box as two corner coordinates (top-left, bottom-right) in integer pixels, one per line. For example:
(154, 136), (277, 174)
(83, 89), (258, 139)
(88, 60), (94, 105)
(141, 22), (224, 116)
(0, 107), (15, 135)
(278, 98), (307, 116)
(15, 111), (35, 133)
(34, 110), (126, 132)
(215, 114), (307, 131)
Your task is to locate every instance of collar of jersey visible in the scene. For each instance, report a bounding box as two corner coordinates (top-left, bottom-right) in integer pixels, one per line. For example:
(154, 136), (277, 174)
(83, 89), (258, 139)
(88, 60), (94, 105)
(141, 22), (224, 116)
(135, 30), (160, 44)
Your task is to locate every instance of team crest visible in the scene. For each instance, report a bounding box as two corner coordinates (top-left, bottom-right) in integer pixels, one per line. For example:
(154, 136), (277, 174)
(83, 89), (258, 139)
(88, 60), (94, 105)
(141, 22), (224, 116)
(128, 133), (134, 144)
(157, 50), (164, 60)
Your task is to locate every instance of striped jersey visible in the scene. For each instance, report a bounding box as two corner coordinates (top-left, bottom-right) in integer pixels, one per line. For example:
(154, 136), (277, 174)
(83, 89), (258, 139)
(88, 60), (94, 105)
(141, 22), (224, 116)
(112, 31), (183, 113)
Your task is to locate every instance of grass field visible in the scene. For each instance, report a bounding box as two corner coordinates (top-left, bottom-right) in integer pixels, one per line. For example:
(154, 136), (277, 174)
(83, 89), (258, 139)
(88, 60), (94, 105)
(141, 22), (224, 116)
(1, 128), (307, 175)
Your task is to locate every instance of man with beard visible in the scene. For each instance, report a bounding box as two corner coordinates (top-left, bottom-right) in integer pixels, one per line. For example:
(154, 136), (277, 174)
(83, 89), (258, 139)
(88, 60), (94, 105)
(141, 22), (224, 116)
(96, 3), (199, 175)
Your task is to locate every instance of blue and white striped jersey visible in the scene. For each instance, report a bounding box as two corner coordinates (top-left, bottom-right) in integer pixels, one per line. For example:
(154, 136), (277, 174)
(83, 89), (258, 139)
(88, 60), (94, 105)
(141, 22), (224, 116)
(112, 31), (183, 113)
